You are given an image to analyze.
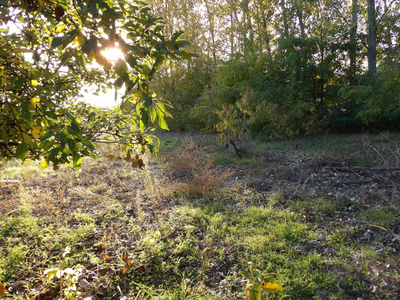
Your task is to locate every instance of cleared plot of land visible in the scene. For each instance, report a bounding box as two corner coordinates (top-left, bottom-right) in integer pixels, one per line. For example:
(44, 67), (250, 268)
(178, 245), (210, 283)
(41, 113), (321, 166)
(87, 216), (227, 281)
(0, 133), (399, 299)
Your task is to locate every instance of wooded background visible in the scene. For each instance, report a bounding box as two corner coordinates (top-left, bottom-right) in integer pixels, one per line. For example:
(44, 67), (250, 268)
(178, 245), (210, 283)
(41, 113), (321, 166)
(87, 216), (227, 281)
(148, 0), (400, 139)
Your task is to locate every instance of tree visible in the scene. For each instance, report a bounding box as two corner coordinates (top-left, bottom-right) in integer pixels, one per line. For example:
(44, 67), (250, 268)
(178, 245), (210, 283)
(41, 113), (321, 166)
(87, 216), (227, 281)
(349, 0), (358, 83)
(0, 0), (193, 169)
(367, 0), (377, 77)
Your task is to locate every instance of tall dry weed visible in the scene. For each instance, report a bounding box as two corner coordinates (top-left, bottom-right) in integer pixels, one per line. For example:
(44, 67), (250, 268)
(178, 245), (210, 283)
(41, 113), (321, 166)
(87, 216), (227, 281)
(161, 138), (234, 197)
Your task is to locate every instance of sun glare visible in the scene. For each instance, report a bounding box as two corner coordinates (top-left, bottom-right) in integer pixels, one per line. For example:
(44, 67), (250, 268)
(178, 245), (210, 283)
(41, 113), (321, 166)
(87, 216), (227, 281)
(101, 47), (124, 61)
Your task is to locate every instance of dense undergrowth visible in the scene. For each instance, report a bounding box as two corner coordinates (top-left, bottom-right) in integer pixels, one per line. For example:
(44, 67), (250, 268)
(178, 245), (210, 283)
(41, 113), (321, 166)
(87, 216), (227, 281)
(0, 132), (399, 299)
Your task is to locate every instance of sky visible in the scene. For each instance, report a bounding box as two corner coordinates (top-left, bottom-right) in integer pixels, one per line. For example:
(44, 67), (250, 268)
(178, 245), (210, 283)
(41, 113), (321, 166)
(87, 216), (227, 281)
(82, 48), (125, 108)
(3, 23), (123, 109)
(82, 90), (119, 108)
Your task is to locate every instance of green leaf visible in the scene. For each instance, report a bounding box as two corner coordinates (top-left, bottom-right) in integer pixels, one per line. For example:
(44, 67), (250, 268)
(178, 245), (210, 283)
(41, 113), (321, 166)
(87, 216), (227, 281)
(158, 114), (168, 130)
(127, 55), (137, 68)
(44, 268), (59, 281)
(141, 109), (149, 127)
(126, 45), (146, 57)
(67, 139), (75, 151)
(177, 53), (198, 60)
(250, 282), (261, 300)
(39, 140), (55, 151)
(102, 9), (124, 20)
(262, 273), (279, 281)
(240, 271), (254, 280)
(68, 123), (81, 136)
(156, 102), (166, 113)
(16, 142), (29, 160)
(51, 35), (74, 49)
(14, 77), (25, 89)
(40, 131), (53, 141)
(144, 94), (153, 107)
(149, 106), (156, 122)
(72, 151), (82, 169)
(171, 31), (184, 43)
(139, 120), (146, 132)
(55, 132), (68, 144)
(64, 110), (76, 122)
(81, 139), (95, 150)
(1, 129), (9, 146)
(175, 40), (190, 49)
(55, 49), (75, 74)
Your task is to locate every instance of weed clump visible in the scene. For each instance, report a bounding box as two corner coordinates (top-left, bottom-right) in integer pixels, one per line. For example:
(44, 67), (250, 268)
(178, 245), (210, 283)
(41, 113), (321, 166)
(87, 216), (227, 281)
(163, 138), (235, 196)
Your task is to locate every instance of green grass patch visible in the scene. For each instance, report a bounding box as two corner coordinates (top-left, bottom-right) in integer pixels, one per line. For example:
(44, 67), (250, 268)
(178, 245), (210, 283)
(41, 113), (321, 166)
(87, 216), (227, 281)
(1, 133), (399, 299)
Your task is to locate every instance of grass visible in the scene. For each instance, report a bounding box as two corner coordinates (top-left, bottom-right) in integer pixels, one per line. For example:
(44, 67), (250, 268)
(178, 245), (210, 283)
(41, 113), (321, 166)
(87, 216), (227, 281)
(0, 132), (400, 299)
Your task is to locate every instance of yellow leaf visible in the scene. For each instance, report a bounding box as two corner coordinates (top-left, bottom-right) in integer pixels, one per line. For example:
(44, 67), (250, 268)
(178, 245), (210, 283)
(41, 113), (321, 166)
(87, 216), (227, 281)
(260, 282), (283, 293)
(88, 50), (95, 61)
(41, 159), (48, 170)
(38, 0), (44, 6)
(1, 76), (6, 85)
(152, 93), (157, 97)
(244, 287), (250, 298)
(0, 281), (7, 296)
(56, 24), (66, 33)
(107, 155), (115, 160)
(30, 97), (40, 109)
(74, 35), (85, 48)
(32, 126), (42, 139)
(12, 49), (35, 54)
(94, 52), (111, 67)
(31, 80), (38, 86)
(133, 91), (141, 104)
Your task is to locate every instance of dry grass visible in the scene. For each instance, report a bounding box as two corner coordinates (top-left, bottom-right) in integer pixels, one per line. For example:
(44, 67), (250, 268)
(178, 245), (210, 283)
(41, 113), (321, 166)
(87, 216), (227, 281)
(1, 133), (400, 299)
(159, 138), (235, 197)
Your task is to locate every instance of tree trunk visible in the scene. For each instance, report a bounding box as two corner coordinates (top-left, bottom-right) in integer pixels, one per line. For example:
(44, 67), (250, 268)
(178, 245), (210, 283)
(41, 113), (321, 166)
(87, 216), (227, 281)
(244, 0), (253, 46)
(349, 0), (358, 83)
(281, 0), (288, 38)
(205, 1), (217, 66)
(367, 0), (376, 77)
(263, 17), (271, 56)
(230, 13), (234, 56)
(320, 45), (324, 105)
(384, 0), (392, 48)
(296, 1), (305, 39)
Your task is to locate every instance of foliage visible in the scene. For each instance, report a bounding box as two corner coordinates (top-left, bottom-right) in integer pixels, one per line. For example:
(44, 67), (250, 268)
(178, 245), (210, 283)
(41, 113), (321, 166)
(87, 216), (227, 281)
(150, 59), (214, 131)
(161, 138), (234, 196)
(0, 0), (193, 169)
(145, 0), (400, 140)
(241, 262), (282, 300)
(1, 133), (400, 298)
(45, 247), (84, 300)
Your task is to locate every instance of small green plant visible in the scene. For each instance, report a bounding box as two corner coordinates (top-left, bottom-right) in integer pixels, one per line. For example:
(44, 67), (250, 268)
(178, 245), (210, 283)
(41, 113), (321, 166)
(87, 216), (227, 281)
(44, 247), (84, 300)
(241, 262), (283, 300)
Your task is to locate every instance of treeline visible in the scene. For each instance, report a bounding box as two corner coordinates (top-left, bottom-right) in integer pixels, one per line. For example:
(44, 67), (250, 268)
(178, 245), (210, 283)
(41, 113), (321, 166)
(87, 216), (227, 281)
(148, 0), (400, 139)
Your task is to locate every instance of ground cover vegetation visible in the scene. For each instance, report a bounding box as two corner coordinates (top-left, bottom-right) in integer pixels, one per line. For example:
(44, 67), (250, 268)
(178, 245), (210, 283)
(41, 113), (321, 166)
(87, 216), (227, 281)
(1, 0), (400, 299)
(1, 132), (400, 299)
